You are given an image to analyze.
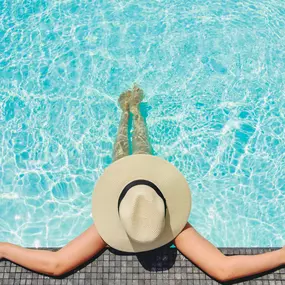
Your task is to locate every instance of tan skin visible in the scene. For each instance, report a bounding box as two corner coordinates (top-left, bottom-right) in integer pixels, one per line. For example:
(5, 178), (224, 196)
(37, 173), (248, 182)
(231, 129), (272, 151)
(0, 223), (285, 282)
(1, 86), (285, 282)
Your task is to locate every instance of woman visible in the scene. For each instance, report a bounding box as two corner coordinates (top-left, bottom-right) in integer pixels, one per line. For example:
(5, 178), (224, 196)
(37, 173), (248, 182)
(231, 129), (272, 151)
(0, 84), (284, 282)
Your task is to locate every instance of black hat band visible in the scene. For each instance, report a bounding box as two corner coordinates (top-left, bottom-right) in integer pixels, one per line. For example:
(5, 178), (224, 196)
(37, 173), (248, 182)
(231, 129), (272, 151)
(117, 179), (167, 215)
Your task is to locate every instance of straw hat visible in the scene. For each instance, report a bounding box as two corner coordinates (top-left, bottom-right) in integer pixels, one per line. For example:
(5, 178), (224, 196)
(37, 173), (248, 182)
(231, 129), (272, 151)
(91, 154), (192, 253)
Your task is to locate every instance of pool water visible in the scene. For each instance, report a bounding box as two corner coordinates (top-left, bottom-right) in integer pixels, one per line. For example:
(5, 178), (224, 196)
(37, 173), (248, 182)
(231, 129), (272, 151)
(0, 0), (285, 248)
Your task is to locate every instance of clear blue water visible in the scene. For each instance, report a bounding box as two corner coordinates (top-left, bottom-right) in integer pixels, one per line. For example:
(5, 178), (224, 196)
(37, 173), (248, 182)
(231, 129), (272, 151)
(0, 0), (285, 248)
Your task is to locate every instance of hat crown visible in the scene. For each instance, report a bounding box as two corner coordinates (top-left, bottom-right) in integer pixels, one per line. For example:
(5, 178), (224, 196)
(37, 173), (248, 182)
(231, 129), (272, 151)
(118, 185), (166, 244)
(92, 154), (192, 253)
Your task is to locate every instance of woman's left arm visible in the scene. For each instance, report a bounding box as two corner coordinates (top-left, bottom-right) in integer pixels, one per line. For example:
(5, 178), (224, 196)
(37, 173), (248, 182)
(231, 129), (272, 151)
(0, 223), (107, 276)
(174, 222), (285, 282)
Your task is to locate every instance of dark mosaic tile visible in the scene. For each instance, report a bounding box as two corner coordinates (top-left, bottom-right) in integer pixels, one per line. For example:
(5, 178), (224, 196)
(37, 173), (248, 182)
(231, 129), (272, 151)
(1, 248), (285, 284)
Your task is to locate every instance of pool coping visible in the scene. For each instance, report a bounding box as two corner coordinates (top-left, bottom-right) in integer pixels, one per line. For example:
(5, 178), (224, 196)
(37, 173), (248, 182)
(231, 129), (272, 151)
(0, 247), (284, 285)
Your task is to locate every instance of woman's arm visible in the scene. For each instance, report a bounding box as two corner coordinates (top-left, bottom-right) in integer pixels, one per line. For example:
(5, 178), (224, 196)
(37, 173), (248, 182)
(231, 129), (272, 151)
(174, 223), (285, 282)
(0, 223), (107, 276)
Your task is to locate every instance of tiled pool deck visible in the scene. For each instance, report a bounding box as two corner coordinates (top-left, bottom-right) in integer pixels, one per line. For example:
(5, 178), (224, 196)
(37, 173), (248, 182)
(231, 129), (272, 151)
(0, 247), (284, 285)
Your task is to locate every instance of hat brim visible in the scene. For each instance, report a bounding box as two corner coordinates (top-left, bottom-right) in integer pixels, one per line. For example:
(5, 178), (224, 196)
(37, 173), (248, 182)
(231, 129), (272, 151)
(92, 154), (192, 253)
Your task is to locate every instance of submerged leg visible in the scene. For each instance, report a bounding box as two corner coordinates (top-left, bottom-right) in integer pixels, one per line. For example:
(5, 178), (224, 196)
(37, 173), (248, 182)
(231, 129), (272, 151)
(130, 84), (152, 155)
(112, 90), (131, 162)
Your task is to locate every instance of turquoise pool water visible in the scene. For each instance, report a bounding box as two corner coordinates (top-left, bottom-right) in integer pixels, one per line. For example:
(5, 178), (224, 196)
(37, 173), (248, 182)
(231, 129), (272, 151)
(1, 0), (285, 248)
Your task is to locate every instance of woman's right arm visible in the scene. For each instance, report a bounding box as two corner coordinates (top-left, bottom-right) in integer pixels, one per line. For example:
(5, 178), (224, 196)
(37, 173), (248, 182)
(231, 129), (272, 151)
(0, 223), (107, 276)
(174, 222), (285, 282)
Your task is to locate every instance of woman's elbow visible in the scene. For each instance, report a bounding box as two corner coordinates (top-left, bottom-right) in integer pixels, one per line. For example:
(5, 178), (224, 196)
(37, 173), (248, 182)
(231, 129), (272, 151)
(214, 264), (234, 283)
(53, 260), (76, 277)
(51, 255), (67, 277)
(52, 264), (64, 277)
